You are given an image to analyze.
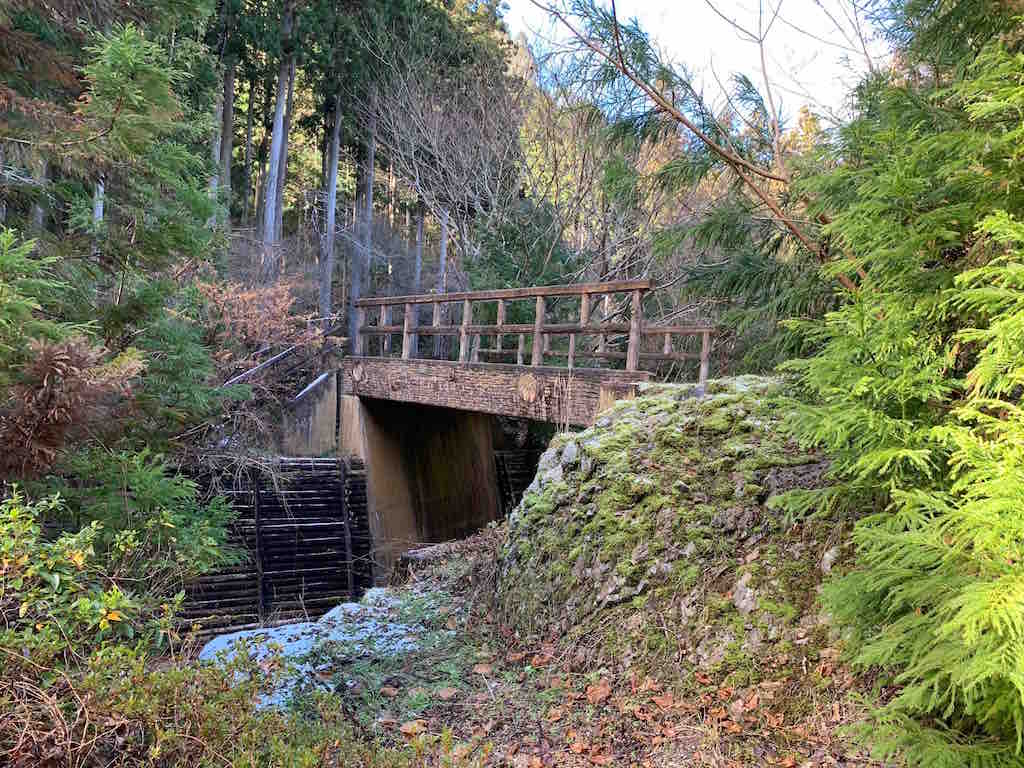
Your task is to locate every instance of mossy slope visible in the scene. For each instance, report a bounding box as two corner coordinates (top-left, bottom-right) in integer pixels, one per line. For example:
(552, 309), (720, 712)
(497, 376), (842, 692)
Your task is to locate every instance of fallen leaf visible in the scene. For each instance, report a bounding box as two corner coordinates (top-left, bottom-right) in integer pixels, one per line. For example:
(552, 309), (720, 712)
(638, 677), (662, 693)
(651, 694), (675, 710)
(399, 720), (426, 737)
(586, 679), (611, 705)
(569, 741), (587, 754)
(438, 686), (459, 701)
(380, 686), (399, 698)
(507, 651), (527, 663)
(446, 616), (458, 630)
(547, 706), (564, 723)
(765, 711), (784, 728)
(472, 663), (493, 676)
(589, 753), (614, 765)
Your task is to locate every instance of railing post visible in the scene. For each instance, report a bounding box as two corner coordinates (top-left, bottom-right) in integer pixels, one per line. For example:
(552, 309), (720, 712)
(572, 293), (590, 370)
(432, 301), (441, 359)
(626, 289), (642, 371)
(354, 306), (365, 356)
(699, 330), (711, 386)
(517, 334), (525, 365)
(496, 299), (505, 354)
(382, 305), (391, 355)
(531, 295), (545, 366)
(402, 302), (414, 360)
(598, 294), (610, 354)
(459, 298), (471, 362)
(663, 332), (671, 356)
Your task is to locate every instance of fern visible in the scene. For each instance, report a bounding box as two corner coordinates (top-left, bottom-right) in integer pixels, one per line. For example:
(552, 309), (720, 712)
(781, 34), (1024, 766)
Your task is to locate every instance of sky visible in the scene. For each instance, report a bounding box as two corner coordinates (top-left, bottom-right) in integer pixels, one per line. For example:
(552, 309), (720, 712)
(503, 0), (890, 122)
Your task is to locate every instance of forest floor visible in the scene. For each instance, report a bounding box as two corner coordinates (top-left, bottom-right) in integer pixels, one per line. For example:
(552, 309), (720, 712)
(309, 529), (883, 768)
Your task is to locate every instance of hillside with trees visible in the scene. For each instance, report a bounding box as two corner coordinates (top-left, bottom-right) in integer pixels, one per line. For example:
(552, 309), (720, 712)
(2, 0), (1024, 766)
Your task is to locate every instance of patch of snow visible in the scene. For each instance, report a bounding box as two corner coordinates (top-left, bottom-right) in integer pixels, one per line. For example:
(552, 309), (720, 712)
(560, 441), (579, 467)
(199, 588), (421, 708)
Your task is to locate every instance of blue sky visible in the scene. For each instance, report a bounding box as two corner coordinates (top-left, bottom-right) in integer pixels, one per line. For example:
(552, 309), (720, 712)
(503, 0), (889, 121)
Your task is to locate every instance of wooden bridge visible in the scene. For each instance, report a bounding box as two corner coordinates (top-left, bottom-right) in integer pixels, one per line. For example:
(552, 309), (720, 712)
(341, 280), (713, 426)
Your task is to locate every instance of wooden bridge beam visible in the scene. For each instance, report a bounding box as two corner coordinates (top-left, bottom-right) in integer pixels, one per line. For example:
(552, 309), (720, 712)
(343, 357), (650, 426)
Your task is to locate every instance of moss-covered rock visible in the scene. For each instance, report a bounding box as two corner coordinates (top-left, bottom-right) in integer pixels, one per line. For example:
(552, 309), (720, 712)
(497, 376), (841, 695)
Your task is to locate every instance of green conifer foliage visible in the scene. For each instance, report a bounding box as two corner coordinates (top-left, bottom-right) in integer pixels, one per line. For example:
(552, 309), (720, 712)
(781, 36), (1024, 766)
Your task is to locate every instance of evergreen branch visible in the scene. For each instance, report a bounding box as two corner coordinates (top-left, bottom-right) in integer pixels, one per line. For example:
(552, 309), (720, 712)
(531, 0), (860, 294)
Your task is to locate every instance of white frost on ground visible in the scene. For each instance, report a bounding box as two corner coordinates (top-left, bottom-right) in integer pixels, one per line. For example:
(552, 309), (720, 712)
(199, 588), (421, 707)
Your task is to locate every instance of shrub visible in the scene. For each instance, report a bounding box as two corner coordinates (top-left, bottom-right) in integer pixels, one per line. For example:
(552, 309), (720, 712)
(782, 40), (1024, 766)
(0, 492), (485, 767)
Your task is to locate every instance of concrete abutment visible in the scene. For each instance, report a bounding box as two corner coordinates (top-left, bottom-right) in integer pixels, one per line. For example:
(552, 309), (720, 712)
(339, 395), (501, 579)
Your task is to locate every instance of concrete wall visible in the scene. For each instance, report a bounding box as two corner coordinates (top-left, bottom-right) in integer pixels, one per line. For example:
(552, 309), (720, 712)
(279, 372), (338, 456)
(339, 395), (501, 579)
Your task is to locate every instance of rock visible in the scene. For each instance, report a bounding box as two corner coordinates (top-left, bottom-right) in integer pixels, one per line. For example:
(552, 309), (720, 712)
(695, 629), (735, 667)
(821, 546), (840, 574)
(537, 447), (560, 472)
(732, 571), (758, 615)
(539, 461), (563, 487)
(497, 376), (837, 684)
(742, 627), (764, 652)
(711, 505), (759, 536)
(560, 440), (579, 467)
(579, 453), (594, 480)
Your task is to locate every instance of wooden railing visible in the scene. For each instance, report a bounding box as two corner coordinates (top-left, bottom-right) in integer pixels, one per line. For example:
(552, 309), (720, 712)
(353, 280), (713, 384)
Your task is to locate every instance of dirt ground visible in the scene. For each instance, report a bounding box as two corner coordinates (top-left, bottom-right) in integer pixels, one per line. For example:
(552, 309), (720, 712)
(316, 529), (884, 768)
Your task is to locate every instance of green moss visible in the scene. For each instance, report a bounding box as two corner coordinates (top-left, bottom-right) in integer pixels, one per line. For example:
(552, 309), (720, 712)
(672, 561), (700, 590)
(759, 599), (798, 625)
(701, 409), (736, 433)
(497, 376), (834, 681)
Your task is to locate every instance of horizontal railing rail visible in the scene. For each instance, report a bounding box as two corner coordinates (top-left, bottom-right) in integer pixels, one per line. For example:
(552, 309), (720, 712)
(352, 281), (713, 383)
(352, 280), (652, 306)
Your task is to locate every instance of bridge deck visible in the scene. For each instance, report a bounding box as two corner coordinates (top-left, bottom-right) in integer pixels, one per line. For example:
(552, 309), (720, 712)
(343, 357), (650, 426)
(344, 281), (713, 425)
